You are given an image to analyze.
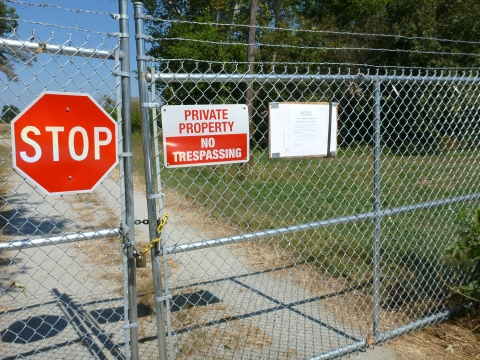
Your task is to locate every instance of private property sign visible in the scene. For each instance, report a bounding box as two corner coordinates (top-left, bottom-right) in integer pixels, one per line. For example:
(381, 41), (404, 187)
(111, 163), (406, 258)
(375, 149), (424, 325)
(162, 104), (249, 167)
(11, 92), (118, 195)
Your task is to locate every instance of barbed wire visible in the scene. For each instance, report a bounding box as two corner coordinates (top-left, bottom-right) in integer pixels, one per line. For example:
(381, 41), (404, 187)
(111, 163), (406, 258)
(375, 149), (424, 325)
(6, 0), (117, 17)
(153, 37), (480, 59)
(146, 16), (480, 47)
(0, 16), (117, 37)
(151, 58), (480, 74)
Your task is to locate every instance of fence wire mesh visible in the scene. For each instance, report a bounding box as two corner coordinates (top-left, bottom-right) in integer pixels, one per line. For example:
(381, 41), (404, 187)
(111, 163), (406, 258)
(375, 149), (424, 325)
(133, 4), (480, 359)
(0, 2), (131, 358)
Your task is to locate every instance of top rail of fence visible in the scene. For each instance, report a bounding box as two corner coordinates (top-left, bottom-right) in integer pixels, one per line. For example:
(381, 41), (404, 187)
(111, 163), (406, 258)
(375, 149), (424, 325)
(147, 71), (480, 85)
(0, 38), (117, 59)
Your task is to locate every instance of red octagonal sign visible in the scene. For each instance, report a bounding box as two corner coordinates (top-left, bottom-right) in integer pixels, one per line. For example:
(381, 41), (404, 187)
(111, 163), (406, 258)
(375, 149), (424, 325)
(12, 92), (118, 195)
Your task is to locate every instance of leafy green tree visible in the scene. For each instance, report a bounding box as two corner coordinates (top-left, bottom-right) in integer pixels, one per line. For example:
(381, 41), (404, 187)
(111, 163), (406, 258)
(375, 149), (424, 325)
(296, 0), (480, 69)
(144, 0), (277, 147)
(143, 0), (480, 149)
(1, 104), (19, 123)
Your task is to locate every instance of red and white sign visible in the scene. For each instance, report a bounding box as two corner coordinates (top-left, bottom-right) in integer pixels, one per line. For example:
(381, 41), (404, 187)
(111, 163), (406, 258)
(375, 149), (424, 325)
(11, 92), (118, 195)
(162, 104), (249, 167)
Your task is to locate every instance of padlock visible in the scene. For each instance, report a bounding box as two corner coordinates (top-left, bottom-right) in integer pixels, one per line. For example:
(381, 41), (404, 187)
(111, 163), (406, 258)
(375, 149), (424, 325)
(135, 254), (147, 268)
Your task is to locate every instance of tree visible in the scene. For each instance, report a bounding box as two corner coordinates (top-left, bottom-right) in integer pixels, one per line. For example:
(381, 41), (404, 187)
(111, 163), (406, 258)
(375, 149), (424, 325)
(0, 0), (26, 81)
(296, 0), (480, 69)
(1, 104), (20, 123)
(143, 0), (480, 150)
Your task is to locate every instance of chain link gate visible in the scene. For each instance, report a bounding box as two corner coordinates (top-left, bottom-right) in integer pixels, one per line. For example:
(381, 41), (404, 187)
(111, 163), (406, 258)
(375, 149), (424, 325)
(133, 2), (480, 359)
(0, 1), (140, 359)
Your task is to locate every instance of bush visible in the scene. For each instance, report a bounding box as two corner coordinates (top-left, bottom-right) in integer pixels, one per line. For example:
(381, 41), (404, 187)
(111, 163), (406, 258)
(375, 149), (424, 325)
(447, 209), (480, 301)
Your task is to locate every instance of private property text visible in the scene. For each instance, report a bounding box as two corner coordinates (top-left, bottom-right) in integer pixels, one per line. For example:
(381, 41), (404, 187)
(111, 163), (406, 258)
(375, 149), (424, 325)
(180, 109), (233, 134)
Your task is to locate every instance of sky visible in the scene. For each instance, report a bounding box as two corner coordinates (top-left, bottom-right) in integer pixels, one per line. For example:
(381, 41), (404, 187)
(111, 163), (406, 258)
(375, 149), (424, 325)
(2, 0), (142, 110)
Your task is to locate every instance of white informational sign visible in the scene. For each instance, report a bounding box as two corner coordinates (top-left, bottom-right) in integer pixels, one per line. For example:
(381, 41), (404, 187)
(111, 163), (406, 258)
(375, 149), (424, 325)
(162, 104), (249, 168)
(268, 102), (338, 158)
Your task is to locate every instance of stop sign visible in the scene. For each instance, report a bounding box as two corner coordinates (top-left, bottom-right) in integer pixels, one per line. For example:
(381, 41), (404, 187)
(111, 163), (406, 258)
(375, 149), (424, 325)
(11, 92), (118, 195)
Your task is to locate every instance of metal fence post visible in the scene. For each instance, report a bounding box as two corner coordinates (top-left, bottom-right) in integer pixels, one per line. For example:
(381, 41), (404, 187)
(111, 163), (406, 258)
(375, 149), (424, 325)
(151, 69), (175, 359)
(373, 78), (382, 338)
(115, 48), (131, 360)
(133, 3), (169, 360)
(118, 1), (139, 359)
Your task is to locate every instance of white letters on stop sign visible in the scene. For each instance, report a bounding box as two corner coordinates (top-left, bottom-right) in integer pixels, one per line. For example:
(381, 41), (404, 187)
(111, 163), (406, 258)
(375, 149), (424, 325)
(46, 126), (63, 161)
(20, 126), (113, 163)
(20, 126), (42, 162)
(94, 127), (113, 160)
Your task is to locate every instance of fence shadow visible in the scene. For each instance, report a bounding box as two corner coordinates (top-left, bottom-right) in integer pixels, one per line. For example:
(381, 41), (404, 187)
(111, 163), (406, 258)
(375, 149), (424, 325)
(0, 289), (128, 360)
(0, 315), (69, 344)
(0, 193), (72, 238)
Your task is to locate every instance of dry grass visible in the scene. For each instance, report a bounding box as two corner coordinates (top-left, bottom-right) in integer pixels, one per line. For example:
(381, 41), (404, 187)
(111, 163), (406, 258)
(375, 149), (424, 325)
(0, 123), (10, 133)
(173, 321), (273, 359)
(388, 310), (480, 359)
(77, 233), (181, 297)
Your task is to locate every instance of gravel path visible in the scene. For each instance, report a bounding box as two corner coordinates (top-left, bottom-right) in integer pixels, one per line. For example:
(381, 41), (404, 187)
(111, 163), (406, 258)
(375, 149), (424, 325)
(0, 169), (126, 359)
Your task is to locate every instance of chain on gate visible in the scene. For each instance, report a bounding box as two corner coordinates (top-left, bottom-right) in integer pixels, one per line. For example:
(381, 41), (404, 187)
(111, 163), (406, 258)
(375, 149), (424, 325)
(128, 213), (168, 268)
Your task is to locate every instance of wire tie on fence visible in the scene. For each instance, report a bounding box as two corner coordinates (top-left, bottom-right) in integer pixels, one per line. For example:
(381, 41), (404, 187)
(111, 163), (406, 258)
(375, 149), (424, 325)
(154, 294), (172, 303)
(146, 193), (164, 199)
(140, 213), (168, 256)
(135, 34), (154, 42)
(119, 152), (132, 158)
(112, 32), (129, 38)
(140, 102), (160, 108)
(122, 322), (138, 330)
(113, 70), (131, 77)
(35, 42), (47, 54)
(136, 55), (153, 61)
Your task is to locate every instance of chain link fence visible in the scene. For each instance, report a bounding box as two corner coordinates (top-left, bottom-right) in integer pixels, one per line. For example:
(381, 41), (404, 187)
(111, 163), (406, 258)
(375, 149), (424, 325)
(133, 2), (480, 359)
(1, 1), (480, 359)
